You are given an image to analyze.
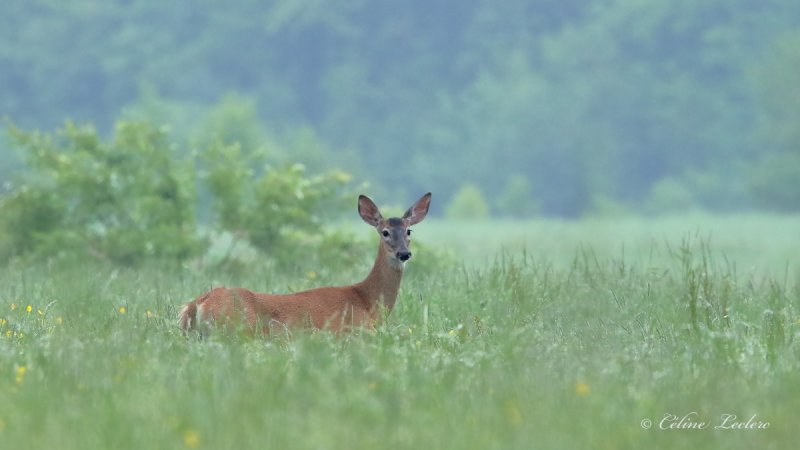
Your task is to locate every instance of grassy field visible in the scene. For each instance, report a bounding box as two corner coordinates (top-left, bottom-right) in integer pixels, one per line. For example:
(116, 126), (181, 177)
(1, 215), (799, 449)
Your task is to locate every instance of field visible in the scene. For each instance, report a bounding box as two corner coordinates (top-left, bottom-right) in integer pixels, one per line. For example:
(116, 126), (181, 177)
(1, 215), (799, 449)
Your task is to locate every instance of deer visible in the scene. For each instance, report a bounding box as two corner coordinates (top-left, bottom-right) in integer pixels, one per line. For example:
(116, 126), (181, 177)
(178, 192), (431, 336)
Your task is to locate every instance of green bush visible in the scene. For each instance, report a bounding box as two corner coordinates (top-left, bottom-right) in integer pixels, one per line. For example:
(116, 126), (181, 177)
(497, 174), (539, 218)
(446, 184), (490, 219)
(0, 121), (203, 264)
(748, 153), (800, 212)
(201, 140), (354, 267)
(644, 177), (698, 215)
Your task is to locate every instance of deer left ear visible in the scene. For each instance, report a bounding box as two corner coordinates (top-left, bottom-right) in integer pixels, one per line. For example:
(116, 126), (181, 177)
(403, 192), (431, 226)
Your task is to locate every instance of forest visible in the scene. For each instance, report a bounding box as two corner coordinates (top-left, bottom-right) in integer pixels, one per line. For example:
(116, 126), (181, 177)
(1, 0), (799, 220)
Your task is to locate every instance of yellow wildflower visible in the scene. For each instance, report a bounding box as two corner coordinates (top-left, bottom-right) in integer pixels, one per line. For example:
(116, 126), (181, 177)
(26, 305), (32, 313)
(183, 430), (200, 449)
(15, 366), (27, 385)
(575, 381), (591, 396)
(118, 306), (127, 314)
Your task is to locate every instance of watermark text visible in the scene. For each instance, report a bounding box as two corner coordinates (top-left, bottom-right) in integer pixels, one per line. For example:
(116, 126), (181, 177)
(639, 412), (770, 431)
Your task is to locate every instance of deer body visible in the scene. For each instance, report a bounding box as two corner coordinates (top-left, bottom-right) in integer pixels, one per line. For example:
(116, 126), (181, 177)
(178, 193), (431, 335)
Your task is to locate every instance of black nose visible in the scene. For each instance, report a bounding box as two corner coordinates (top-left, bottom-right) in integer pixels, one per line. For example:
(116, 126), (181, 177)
(397, 251), (412, 261)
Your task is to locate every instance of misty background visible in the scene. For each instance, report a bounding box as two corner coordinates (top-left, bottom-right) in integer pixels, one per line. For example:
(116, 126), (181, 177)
(2, 0), (799, 218)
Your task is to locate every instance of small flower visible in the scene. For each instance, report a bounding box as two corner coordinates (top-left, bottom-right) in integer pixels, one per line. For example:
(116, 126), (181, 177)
(306, 271), (317, 280)
(10, 303), (17, 311)
(15, 365), (27, 385)
(56, 317), (64, 325)
(37, 309), (44, 316)
(183, 430), (200, 449)
(0, 318), (7, 326)
(146, 310), (155, 319)
(118, 306), (127, 315)
(575, 381), (591, 396)
(26, 305), (32, 314)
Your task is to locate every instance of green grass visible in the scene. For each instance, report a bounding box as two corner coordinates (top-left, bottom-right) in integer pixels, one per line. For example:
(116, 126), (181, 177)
(1, 215), (799, 449)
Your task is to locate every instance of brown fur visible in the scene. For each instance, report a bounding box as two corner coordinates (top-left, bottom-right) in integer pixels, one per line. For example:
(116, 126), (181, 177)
(178, 193), (431, 336)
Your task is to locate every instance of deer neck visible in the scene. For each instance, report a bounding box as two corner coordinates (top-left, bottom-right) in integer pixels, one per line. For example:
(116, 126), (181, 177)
(357, 243), (404, 313)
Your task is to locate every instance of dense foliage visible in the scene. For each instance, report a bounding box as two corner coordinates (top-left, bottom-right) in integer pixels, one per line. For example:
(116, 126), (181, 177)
(0, 121), (355, 266)
(0, 122), (201, 264)
(201, 139), (356, 270)
(1, 0), (799, 215)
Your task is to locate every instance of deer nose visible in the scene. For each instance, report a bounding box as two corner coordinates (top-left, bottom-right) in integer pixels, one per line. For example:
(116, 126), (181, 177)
(397, 251), (412, 261)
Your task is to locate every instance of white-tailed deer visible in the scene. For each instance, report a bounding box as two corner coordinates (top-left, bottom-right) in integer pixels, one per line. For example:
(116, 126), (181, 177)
(178, 192), (431, 335)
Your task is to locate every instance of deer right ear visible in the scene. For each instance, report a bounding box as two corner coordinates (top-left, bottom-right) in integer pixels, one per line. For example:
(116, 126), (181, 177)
(358, 195), (383, 227)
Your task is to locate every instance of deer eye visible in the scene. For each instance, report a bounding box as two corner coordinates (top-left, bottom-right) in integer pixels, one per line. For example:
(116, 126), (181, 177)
(382, 230), (390, 237)
(406, 229), (412, 236)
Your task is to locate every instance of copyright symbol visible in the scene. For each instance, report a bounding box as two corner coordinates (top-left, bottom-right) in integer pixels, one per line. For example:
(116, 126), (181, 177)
(641, 419), (652, 429)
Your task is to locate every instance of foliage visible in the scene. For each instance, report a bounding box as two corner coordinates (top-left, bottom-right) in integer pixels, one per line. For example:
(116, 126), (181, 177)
(748, 153), (800, 212)
(193, 92), (272, 158)
(497, 174), (539, 218)
(0, 122), (202, 264)
(2, 1), (800, 216)
(445, 183), (490, 220)
(644, 177), (697, 215)
(201, 139), (354, 268)
(748, 30), (800, 211)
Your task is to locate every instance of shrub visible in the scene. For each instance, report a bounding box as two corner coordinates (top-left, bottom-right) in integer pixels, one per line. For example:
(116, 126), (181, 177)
(446, 184), (490, 219)
(201, 140), (354, 267)
(0, 121), (203, 264)
(497, 174), (539, 218)
(748, 153), (800, 212)
(644, 177), (697, 215)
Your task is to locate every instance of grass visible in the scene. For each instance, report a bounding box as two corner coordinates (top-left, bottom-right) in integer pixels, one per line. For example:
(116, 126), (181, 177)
(1, 215), (799, 449)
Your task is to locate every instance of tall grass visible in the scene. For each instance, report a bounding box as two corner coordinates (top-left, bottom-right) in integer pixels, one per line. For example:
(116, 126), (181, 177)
(1, 217), (798, 449)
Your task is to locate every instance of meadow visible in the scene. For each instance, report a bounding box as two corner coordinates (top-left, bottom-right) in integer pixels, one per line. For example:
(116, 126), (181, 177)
(1, 215), (798, 449)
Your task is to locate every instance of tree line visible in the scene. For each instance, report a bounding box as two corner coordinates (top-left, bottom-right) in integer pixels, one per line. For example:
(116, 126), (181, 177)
(1, 0), (799, 217)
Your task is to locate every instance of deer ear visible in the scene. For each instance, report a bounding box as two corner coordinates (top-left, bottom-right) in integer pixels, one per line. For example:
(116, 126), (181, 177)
(358, 195), (383, 227)
(403, 192), (431, 226)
